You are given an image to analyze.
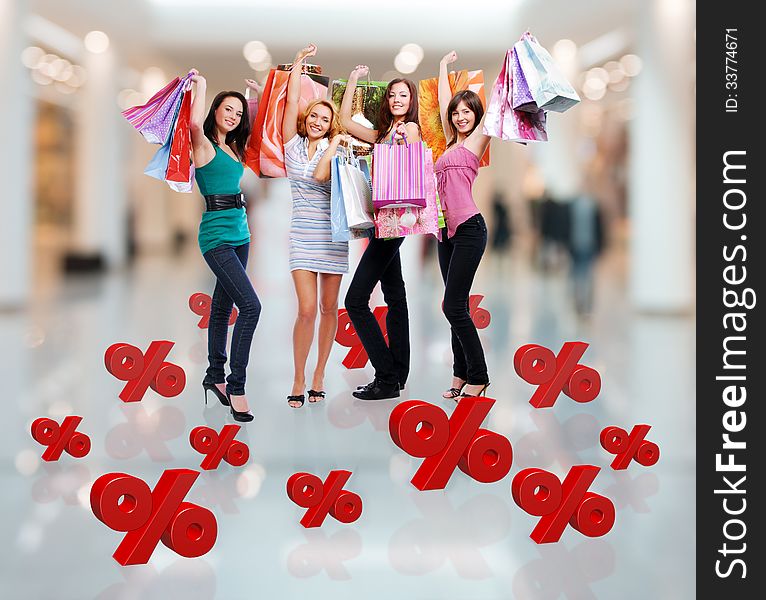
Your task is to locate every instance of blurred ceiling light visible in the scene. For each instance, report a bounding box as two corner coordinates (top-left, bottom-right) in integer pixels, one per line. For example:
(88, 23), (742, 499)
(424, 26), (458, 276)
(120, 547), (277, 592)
(394, 52), (418, 74)
(66, 65), (87, 87)
(244, 41), (269, 64)
(249, 51), (272, 72)
(609, 78), (630, 93)
(31, 69), (53, 85)
(21, 46), (45, 69)
(584, 77), (606, 93)
(84, 30), (110, 54)
(620, 54), (642, 77)
(553, 39), (577, 62)
(605, 61), (625, 84)
(587, 67), (609, 84)
(50, 58), (72, 80)
(400, 43), (424, 63)
(583, 84), (606, 101)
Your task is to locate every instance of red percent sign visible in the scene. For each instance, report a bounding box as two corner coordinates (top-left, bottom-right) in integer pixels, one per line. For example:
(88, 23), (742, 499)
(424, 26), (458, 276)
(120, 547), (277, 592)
(600, 425), (660, 470)
(90, 469), (217, 566)
(512, 465), (615, 544)
(189, 425), (249, 470)
(30, 416), (91, 461)
(189, 293), (238, 329)
(286, 470), (363, 528)
(104, 340), (186, 402)
(389, 396), (513, 490)
(514, 342), (601, 408)
(335, 307), (388, 369)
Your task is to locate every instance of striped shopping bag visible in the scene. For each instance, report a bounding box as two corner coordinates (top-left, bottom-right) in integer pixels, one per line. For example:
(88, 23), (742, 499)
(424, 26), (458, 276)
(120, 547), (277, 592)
(122, 73), (191, 144)
(371, 139), (427, 210)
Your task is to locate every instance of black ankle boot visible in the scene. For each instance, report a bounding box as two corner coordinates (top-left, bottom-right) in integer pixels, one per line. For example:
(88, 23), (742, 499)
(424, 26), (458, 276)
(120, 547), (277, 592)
(352, 379), (400, 401)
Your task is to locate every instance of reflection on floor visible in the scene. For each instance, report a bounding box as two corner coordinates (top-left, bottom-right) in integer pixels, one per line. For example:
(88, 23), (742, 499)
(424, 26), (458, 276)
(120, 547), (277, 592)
(2, 180), (694, 599)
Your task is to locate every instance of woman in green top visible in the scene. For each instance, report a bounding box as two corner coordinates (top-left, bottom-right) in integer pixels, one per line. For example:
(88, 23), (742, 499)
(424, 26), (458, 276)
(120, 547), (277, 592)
(190, 68), (258, 422)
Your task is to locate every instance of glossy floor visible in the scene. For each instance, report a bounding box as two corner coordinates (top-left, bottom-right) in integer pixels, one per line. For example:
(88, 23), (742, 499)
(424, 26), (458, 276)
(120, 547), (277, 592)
(1, 181), (695, 600)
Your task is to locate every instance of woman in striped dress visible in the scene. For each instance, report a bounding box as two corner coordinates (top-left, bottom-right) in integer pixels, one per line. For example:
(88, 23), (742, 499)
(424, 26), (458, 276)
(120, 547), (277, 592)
(282, 44), (351, 408)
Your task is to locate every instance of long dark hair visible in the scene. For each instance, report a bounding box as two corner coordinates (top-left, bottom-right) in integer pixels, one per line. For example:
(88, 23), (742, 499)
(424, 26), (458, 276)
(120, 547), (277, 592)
(203, 91), (250, 161)
(375, 78), (419, 143)
(445, 90), (484, 148)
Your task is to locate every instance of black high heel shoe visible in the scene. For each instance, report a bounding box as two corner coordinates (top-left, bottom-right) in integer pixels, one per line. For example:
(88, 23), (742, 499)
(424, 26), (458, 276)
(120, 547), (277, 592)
(226, 392), (254, 422)
(459, 382), (491, 399)
(203, 381), (229, 406)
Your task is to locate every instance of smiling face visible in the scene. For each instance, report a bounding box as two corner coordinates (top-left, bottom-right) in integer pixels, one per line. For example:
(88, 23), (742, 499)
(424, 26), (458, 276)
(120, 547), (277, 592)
(305, 103), (333, 140)
(451, 100), (476, 136)
(215, 96), (243, 134)
(387, 82), (411, 118)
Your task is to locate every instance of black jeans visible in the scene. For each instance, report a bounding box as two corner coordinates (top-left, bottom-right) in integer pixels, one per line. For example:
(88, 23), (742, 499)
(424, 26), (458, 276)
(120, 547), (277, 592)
(344, 237), (409, 387)
(202, 243), (261, 395)
(437, 214), (489, 385)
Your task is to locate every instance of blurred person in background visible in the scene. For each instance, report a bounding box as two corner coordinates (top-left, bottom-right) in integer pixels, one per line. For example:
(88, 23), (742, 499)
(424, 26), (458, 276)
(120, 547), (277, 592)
(567, 190), (605, 318)
(435, 50), (492, 400)
(190, 68), (257, 422)
(281, 44), (352, 408)
(490, 189), (512, 255)
(340, 65), (421, 401)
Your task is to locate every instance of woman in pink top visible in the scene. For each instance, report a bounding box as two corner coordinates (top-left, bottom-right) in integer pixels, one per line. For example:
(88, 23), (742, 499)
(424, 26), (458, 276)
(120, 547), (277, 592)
(435, 50), (492, 400)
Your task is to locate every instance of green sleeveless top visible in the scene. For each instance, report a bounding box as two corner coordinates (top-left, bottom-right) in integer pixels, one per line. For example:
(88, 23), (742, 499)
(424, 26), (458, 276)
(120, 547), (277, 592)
(195, 145), (250, 255)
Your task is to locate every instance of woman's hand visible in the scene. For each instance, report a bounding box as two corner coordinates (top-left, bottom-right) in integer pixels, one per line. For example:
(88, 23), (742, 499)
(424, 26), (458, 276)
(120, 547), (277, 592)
(440, 51), (458, 66)
(350, 65), (369, 80)
(294, 43), (317, 64)
(189, 68), (206, 86)
(331, 133), (353, 147)
(393, 121), (409, 141)
(244, 78), (263, 95)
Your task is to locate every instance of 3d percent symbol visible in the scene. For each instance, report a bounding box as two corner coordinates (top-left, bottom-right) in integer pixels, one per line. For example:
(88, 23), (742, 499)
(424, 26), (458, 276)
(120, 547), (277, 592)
(90, 469), (217, 565)
(389, 396), (513, 490)
(600, 425), (660, 470)
(514, 342), (601, 408)
(189, 292), (238, 329)
(512, 465), (615, 544)
(335, 307), (388, 369)
(104, 340), (186, 402)
(30, 416), (91, 461)
(189, 425), (249, 470)
(286, 470), (363, 528)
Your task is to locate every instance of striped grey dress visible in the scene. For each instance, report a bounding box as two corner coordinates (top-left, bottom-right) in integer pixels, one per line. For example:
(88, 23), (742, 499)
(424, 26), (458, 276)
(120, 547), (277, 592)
(284, 134), (349, 274)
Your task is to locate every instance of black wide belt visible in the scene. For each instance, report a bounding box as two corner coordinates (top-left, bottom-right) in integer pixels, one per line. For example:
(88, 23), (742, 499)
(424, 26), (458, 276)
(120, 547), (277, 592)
(204, 193), (246, 211)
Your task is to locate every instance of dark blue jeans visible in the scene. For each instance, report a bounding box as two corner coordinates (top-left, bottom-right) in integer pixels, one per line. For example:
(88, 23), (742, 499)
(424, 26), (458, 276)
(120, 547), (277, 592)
(202, 243), (261, 395)
(344, 237), (409, 387)
(437, 214), (489, 385)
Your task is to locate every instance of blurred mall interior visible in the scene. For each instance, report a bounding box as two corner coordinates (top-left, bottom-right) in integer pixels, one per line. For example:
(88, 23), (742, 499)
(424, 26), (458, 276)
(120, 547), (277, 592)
(1, 1), (696, 598)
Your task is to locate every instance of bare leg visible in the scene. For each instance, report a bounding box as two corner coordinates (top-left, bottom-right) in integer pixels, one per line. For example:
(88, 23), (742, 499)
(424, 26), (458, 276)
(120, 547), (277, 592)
(310, 273), (342, 400)
(291, 270), (318, 406)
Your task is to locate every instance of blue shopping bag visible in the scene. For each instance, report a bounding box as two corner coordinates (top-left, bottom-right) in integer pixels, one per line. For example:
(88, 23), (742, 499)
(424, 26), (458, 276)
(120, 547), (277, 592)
(330, 155), (352, 242)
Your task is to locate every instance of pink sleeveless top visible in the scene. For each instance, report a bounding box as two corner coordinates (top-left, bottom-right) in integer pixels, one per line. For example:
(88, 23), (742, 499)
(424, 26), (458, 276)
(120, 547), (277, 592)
(434, 144), (481, 239)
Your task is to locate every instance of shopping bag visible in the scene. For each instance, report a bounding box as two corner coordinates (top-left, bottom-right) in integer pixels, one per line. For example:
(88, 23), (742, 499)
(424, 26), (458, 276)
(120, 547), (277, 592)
(510, 48), (536, 113)
(483, 48), (548, 144)
(165, 87), (192, 185)
(245, 64), (329, 178)
(122, 73), (191, 144)
(513, 32), (580, 113)
(374, 147), (439, 239)
(330, 78), (389, 155)
(418, 70), (490, 167)
(371, 139), (427, 209)
(330, 156), (352, 242)
(339, 148), (375, 230)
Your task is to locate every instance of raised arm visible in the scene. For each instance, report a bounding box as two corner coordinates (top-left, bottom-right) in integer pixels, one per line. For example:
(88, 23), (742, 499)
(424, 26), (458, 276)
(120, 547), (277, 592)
(463, 112), (491, 160)
(339, 65), (378, 144)
(313, 133), (352, 182)
(282, 44), (317, 143)
(244, 78), (263, 129)
(189, 69), (215, 167)
(438, 51), (458, 141)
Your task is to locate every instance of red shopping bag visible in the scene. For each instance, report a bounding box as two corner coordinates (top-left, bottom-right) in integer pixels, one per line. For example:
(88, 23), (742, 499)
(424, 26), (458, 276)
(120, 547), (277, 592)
(165, 88), (192, 184)
(246, 65), (329, 178)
